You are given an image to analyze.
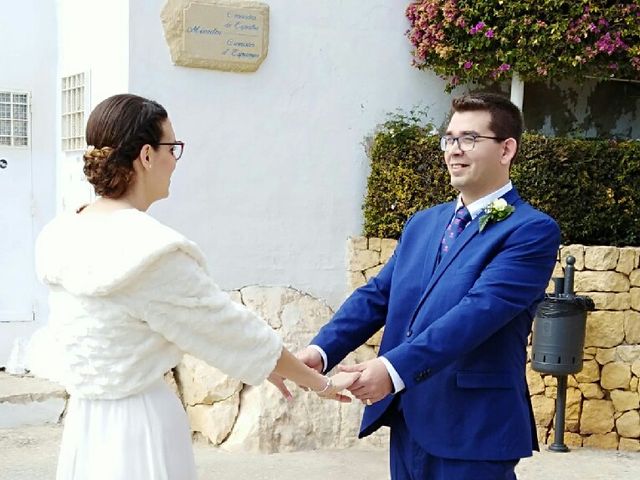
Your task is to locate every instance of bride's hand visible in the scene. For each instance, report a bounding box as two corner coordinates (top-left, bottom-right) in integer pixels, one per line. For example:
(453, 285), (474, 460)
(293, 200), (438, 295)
(267, 372), (293, 401)
(316, 371), (361, 403)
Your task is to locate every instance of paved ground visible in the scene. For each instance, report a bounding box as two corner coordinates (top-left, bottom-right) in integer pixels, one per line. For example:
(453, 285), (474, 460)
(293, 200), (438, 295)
(1, 424), (639, 479)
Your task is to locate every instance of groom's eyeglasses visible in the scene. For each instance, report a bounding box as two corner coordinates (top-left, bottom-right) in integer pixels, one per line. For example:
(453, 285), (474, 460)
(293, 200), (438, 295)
(440, 134), (506, 152)
(157, 141), (185, 160)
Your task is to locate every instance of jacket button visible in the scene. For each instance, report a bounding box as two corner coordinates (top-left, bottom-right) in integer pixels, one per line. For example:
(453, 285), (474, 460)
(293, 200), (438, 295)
(406, 330), (412, 337)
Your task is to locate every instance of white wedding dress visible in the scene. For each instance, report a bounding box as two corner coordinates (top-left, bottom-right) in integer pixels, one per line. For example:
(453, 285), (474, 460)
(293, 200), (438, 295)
(56, 380), (197, 480)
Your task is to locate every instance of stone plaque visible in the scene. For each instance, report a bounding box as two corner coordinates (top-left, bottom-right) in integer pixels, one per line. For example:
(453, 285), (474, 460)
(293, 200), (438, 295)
(162, 0), (269, 72)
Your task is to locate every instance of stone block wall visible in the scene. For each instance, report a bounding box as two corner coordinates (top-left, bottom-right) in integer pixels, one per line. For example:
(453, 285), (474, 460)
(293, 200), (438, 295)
(348, 238), (640, 451)
(173, 286), (386, 453)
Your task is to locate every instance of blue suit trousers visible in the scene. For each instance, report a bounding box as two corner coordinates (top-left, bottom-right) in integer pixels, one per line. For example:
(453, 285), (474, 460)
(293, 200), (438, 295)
(390, 412), (519, 480)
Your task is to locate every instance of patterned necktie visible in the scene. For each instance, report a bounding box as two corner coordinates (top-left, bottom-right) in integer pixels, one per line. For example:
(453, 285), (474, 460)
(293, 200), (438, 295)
(439, 206), (472, 259)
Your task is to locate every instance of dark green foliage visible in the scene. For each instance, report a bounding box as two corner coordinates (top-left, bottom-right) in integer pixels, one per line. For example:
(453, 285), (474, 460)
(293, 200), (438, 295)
(364, 118), (640, 246)
(515, 134), (640, 246)
(363, 115), (456, 239)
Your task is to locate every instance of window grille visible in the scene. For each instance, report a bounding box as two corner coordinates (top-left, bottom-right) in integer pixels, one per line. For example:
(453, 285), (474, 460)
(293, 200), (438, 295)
(61, 73), (85, 151)
(0, 91), (30, 147)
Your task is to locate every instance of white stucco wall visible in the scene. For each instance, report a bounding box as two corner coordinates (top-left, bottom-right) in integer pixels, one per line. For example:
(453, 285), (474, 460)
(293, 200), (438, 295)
(0, 0), (57, 362)
(57, 0), (130, 104)
(56, 0), (131, 212)
(127, 0), (451, 308)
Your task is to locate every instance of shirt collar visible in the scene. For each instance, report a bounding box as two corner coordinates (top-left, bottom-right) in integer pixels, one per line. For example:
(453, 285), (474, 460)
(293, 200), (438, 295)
(455, 181), (513, 220)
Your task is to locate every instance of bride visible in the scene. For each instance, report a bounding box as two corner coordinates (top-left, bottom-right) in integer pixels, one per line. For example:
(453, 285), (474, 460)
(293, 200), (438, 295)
(31, 93), (359, 480)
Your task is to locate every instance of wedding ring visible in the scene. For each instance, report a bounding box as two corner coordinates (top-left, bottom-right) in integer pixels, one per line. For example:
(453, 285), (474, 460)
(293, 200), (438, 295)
(366, 399), (372, 406)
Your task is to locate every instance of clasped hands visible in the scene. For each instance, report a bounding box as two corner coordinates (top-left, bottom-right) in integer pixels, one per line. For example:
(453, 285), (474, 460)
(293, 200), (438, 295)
(268, 347), (393, 404)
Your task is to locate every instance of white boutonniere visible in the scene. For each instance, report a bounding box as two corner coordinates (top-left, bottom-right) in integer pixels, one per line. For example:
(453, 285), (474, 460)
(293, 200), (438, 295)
(478, 198), (515, 232)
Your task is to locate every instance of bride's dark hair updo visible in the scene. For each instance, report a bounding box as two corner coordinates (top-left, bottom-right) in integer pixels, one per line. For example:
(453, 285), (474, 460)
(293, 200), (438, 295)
(83, 94), (168, 198)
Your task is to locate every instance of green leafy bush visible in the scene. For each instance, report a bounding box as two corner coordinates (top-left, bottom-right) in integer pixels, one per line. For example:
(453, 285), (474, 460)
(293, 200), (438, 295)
(406, 1), (640, 91)
(363, 116), (640, 246)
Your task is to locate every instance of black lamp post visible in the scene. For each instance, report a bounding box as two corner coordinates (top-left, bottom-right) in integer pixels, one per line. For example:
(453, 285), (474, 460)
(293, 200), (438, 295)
(531, 255), (595, 452)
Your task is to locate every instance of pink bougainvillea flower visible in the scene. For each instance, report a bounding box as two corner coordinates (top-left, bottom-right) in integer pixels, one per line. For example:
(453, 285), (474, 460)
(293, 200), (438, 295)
(405, 0), (640, 90)
(469, 21), (486, 35)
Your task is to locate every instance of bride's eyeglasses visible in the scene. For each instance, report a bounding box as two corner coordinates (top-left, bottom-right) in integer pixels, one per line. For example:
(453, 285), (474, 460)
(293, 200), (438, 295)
(157, 141), (185, 160)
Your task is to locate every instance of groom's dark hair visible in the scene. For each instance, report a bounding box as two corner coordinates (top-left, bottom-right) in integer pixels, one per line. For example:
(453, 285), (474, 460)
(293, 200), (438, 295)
(451, 92), (524, 163)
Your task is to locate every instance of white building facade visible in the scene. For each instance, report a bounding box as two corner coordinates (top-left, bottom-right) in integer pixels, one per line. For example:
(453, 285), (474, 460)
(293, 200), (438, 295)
(0, 0), (57, 365)
(0, 0), (449, 365)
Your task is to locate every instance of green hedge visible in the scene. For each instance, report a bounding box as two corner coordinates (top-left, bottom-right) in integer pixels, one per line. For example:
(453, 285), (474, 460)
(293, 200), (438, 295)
(363, 116), (640, 246)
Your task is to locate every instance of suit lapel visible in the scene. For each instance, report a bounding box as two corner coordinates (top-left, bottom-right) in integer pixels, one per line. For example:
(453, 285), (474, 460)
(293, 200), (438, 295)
(501, 187), (521, 209)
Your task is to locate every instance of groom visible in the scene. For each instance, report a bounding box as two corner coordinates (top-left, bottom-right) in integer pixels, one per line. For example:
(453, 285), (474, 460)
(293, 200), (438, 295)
(300, 93), (560, 479)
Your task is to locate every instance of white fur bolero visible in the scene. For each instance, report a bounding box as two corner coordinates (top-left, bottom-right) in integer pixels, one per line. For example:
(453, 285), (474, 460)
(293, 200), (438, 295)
(31, 209), (282, 399)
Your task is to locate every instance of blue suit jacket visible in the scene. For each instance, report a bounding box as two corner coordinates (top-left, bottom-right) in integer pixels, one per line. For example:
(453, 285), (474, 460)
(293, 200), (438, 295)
(312, 188), (560, 461)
